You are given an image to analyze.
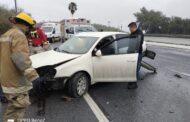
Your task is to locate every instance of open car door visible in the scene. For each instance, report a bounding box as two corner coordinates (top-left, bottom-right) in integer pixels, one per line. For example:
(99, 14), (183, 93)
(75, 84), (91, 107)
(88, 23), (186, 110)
(92, 36), (140, 82)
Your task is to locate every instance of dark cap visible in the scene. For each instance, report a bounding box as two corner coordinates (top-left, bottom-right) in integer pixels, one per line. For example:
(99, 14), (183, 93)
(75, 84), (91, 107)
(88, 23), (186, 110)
(128, 22), (137, 27)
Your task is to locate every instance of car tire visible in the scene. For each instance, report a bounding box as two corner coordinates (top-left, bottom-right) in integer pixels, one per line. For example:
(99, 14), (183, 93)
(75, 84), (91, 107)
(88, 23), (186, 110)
(61, 39), (65, 43)
(59, 38), (62, 42)
(52, 37), (55, 43)
(49, 38), (53, 43)
(127, 82), (138, 89)
(68, 72), (90, 98)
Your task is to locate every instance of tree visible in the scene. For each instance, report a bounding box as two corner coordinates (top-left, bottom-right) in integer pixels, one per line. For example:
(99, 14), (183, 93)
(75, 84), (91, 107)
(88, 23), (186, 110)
(134, 7), (190, 34)
(0, 5), (15, 35)
(93, 24), (122, 32)
(68, 2), (77, 17)
(134, 7), (169, 34)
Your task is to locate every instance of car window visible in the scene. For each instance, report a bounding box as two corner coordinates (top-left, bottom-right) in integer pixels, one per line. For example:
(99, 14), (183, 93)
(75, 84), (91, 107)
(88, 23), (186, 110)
(58, 36), (98, 54)
(42, 27), (53, 33)
(101, 41), (116, 55)
(96, 36), (114, 50)
(75, 26), (97, 33)
(93, 36), (115, 55)
(117, 37), (139, 54)
(70, 27), (74, 34)
(100, 36), (139, 56)
(116, 34), (128, 39)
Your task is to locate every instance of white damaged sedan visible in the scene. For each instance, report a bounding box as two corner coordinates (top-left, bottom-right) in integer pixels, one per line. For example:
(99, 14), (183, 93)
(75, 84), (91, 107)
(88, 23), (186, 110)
(30, 32), (146, 97)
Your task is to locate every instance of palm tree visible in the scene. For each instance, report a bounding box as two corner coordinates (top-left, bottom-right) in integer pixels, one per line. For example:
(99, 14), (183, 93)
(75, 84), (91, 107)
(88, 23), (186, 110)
(68, 2), (77, 17)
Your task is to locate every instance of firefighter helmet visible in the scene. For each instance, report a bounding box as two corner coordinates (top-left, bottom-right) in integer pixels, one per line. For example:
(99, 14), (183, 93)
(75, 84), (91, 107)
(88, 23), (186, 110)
(15, 12), (34, 25)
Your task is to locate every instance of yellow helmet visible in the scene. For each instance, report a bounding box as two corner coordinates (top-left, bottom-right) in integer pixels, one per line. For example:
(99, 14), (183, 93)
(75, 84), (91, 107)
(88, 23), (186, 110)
(15, 12), (34, 25)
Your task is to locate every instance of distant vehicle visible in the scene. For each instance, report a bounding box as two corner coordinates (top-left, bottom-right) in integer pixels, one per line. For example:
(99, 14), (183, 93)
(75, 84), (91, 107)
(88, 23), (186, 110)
(60, 18), (97, 41)
(65, 25), (97, 39)
(30, 32), (147, 98)
(41, 23), (62, 43)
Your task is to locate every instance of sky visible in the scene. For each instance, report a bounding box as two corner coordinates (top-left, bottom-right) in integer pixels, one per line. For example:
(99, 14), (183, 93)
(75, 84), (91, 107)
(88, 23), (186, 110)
(0, 0), (190, 31)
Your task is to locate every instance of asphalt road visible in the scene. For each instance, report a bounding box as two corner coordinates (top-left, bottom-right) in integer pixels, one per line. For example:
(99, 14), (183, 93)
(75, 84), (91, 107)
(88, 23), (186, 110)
(1, 41), (190, 122)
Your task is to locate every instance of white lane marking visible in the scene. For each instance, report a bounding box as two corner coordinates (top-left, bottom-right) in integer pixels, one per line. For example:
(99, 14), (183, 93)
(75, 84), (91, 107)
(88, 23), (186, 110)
(83, 93), (109, 122)
(146, 42), (190, 50)
(168, 69), (190, 77)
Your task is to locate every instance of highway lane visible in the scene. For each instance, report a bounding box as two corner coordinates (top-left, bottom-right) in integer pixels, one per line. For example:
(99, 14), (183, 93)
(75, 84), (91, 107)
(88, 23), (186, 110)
(0, 91), (98, 122)
(1, 41), (190, 122)
(88, 45), (190, 122)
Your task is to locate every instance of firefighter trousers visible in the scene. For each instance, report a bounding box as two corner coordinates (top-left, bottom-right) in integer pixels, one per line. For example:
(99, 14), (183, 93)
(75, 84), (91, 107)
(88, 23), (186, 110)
(3, 92), (30, 122)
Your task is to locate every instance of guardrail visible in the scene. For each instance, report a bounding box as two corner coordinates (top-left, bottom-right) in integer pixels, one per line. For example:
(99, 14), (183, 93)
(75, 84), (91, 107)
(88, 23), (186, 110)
(145, 34), (190, 39)
(146, 41), (190, 50)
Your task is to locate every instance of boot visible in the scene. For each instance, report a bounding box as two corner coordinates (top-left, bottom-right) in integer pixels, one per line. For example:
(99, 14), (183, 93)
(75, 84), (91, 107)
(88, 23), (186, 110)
(0, 96), (8, 103)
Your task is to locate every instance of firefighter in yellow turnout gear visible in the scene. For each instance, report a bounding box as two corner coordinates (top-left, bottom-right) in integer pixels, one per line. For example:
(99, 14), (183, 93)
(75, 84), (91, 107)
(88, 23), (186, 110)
(0, 12), (40, 122)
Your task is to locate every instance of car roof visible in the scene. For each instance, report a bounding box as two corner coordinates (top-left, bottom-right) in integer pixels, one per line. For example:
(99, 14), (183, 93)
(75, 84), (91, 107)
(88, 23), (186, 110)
(68, 25), (93, 27)
(76, 32), (127, 38)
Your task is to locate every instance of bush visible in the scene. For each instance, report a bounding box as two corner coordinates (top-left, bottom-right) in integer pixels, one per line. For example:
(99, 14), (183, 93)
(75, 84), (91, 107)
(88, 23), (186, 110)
(0, 5), (15, 35)
(134, 7), (190, 34)
(93, 24), (122, 32)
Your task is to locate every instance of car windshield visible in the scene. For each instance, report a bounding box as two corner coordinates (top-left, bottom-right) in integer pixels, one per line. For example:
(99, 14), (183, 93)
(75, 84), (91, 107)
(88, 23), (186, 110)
(42, 27), (53, 33)
(58, 36), (98, 54)
(75, 26), (97, 33)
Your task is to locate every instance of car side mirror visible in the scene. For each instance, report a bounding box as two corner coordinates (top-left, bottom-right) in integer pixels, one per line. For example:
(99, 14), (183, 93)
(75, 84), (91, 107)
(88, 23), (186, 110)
(52, 29), (55, 34)
(53, 47), (58, 51)
(95, 50), (102, 57)
(66, 29), (70, 34)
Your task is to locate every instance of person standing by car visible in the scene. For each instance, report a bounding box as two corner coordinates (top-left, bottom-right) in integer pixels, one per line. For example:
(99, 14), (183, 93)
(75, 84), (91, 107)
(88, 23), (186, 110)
(0, 12), (40, 122)
(128, 22), (144, 89)
(29, 20), (50, 55)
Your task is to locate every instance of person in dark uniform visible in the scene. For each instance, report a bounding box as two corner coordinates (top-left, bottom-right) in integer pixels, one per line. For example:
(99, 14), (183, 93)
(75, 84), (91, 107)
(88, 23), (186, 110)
(128, 22), (144, 89)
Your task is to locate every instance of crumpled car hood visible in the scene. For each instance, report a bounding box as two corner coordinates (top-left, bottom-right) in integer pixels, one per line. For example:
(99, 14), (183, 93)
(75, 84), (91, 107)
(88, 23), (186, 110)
(30, 50), (80, 68)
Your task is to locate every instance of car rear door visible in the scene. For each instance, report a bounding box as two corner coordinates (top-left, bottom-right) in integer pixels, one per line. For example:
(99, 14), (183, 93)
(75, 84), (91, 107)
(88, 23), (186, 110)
(92, 36), (139, 82)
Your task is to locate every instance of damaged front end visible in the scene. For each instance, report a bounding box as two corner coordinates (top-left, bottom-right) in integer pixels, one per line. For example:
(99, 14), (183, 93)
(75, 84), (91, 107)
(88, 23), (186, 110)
(35, 66), (67, 90)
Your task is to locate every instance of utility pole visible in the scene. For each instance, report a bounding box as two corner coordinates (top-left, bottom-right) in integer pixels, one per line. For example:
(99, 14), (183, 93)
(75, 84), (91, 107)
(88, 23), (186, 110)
(14, 0), (18, 14)
(120, 25), (123, 31)
(108, 21), (111, 27)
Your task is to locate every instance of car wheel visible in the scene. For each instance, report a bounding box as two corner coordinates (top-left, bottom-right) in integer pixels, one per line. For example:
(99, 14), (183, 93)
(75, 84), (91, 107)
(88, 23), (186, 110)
(52, 37), (55, 43)
(127, 82), (138, 89)
(61, 39), (65, 43)
(59, 37), (62, 42)
(49, 38), (53, 43)
(68, 72), (90, 98)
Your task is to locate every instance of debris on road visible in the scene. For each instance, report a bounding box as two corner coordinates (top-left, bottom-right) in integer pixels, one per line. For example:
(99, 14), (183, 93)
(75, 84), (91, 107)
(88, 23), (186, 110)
(169, 110), (175, 114)
(174, 74), (182, 78)
(61, 96), (74, 102)
(141, 60), (157, 73)
(106, 101), (110, 105)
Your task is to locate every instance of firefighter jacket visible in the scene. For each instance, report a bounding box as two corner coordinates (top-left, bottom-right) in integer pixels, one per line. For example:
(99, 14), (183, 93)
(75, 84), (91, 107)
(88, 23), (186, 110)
(0, 27), (39, 93)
